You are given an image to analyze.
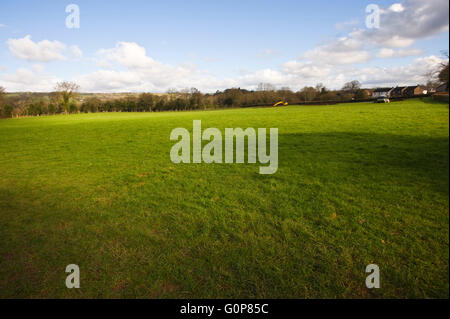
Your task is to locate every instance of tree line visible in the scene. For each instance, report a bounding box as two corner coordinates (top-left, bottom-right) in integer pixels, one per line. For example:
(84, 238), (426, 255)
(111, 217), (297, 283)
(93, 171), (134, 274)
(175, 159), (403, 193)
(0, 54), (448, 118)
(0, 81), (374, 118)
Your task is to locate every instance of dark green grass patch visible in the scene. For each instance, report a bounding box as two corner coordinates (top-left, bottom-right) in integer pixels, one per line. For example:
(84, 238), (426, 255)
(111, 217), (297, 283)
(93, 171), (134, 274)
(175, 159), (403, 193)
(0, 99), (448, 298)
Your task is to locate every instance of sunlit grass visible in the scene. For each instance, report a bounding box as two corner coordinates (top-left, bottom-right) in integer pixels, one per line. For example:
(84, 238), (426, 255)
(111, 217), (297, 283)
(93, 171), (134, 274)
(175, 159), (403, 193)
(0, 99), (448, 298)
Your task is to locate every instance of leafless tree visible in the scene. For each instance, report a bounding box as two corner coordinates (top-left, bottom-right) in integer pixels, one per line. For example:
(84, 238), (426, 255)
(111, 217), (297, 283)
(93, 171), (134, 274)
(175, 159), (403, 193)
(423, 51), (449, 91)
(424, 70), (441, 90)
(342, 80), (361, 93)
(54, 81), (80, 113)
(257, 83), (276, 91)
(0, 86), (5, 115)
(438, 51), (449, 89)
(298, 86), (317, 102)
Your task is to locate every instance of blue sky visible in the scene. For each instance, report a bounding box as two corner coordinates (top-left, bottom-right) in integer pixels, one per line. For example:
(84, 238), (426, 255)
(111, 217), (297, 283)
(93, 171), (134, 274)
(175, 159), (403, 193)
(0, 0), (448, 92)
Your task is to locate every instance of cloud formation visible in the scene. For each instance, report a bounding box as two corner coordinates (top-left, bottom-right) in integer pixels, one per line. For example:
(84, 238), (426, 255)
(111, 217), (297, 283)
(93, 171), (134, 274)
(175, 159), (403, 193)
(1, 0), (448, 92)
(7, 35), (84, 62)
(360, 0), (449, 48)
(376, 48), (424, 58)
(7, 35), (67, 62)
(71, 41), (444, 92)
(302, 37), (371, 65)
(0, 64), (60, 91)
(70, 45), (83, 59)
(1, 42), (444, 93)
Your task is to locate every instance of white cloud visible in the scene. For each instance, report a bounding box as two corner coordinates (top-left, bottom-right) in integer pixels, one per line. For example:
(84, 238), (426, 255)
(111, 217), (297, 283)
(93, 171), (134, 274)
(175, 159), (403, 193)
(282, 61), (331, 78)
(75, 70), (142, 92)
(1, 0), (448, 93)
(297, 0), (447, 71)
(1, 51), (444, 92)
(229, 55), (444, 91)
(349, 55), (444, 87)
(376, 48), (423, 58)
(7, 35), (67, 62)
(377, 35), (415, 49)
(72, 40), (443, 92)
(360, 0), (449, 48)
(31, 64), (44, 73)
(7, 35), (84, 62)
(302, 37), (371, 65)
(0, 65), (60, 91)
(74, 42), (227, 92)
(389, 3), (405, 12)
(70, 45), (83, 59)
(96, 41), (155, 69)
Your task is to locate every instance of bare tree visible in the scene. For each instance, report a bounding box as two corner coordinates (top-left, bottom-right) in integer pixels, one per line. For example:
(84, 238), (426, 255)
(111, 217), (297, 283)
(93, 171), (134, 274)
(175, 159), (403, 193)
(0, 86), (5, 116)
(424, 70), (441, 91)
(257, 83), (276, 91)
(424, 51), (449, 91)
(0, 86), (5, 102)
(166, 88), (179, 101)
(298, 86), (317, 102)
(438, 51), (449, 90)
(189, 87), (200, 94)
(55, 81), (80, 113)
(315, 83), (325, 93)
(167, 88), (178, 94)
(342, 80), (361, 93)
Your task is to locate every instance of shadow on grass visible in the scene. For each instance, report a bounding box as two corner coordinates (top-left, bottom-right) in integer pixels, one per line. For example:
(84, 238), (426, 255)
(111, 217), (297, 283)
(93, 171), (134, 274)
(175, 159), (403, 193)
(278, 131), (449, 194)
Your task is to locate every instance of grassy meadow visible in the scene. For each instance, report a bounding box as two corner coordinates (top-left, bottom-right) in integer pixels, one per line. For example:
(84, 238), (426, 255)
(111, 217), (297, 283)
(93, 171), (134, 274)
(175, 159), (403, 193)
(0, 99), (448, 298)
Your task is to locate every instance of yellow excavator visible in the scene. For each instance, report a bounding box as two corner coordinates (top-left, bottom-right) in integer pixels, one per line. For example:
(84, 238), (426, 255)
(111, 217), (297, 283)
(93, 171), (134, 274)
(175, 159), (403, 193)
(273, 101), (288, 107)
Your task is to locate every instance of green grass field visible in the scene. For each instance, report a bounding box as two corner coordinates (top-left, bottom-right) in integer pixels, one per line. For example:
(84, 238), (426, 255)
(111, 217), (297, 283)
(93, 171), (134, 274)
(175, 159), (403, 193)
(0, 99), (448, 298)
